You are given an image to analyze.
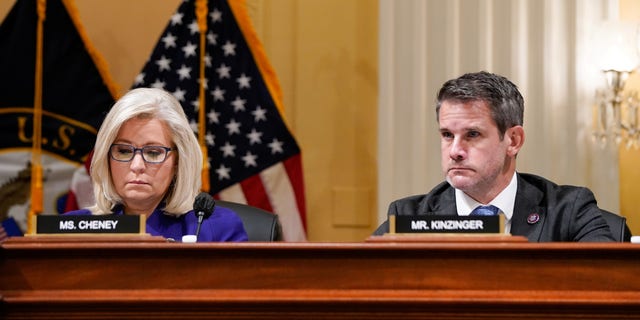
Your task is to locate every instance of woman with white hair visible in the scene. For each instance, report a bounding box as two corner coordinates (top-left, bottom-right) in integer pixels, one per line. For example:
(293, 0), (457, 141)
(66, 87), (247, 242)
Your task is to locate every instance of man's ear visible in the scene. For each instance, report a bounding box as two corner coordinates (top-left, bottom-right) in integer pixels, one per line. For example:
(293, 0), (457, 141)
(506, 125), (525, 157)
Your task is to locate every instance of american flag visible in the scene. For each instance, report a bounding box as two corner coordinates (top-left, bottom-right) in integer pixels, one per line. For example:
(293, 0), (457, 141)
(131, 0), (306, 241)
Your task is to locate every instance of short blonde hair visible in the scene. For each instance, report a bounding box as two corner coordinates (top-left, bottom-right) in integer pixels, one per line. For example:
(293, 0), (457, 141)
(90, 88), (202, 216)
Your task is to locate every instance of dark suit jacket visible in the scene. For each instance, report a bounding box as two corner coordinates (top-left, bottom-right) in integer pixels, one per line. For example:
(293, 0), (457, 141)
(373, 173), (616, 242)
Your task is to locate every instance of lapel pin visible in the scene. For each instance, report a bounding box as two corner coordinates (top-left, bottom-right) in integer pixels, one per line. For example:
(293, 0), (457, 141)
(527, 213), (540, 224)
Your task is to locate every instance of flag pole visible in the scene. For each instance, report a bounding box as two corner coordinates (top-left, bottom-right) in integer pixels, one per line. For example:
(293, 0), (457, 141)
(195, 0), (210, 193)
(27, 0), (47, 234)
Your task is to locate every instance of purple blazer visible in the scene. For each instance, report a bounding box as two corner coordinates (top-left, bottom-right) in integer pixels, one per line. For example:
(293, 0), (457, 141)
(65, 205), (248, 242)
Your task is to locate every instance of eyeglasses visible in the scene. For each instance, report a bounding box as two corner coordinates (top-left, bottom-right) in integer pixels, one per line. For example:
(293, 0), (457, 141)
(109, 144), (173, 163)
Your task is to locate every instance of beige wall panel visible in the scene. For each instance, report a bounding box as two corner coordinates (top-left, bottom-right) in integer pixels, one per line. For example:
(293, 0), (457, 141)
(0, 2), (14, 23)
(234, 0), (379, 241)
(261, 0), (378, 241)
(72, 0), (181, 96)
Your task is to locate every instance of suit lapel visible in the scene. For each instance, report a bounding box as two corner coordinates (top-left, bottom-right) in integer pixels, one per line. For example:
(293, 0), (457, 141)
(421, 183), (457, 216)
(510, 174), (546, 241)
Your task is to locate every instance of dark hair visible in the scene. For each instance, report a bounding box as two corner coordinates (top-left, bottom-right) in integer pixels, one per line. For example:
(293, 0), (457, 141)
(435, 71), (524, 138)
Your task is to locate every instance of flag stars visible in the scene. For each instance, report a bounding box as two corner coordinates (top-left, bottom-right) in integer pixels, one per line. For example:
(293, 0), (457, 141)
(246, 129), (263, 145)
(189, 119), (199, 133)
(222, 41), (236, 56)
(188, 20), (200, 34)
(220, 142), (236, 157)
(173, 87), (186, 101)
(207, 31), (217, 46)
(162, 33), (177, 48)
(210, 9), (222, 22)
(215, 165), (231, 180)
(191, 98), (200, 112)
(151, 79), (166, 89)
(242, 152), (258, 167)
(231, 97), (246, 112)
(134, 73), (145, 85)
(182, 41), (198, 58)
(236, 74), (251, 89)
(170, 12), (183, 25)
(211, 86), (225, 101)
(197, 77), (209, 90)
(226, 119), (241, 135)
(205, 132), (215, 146)
(269, 138), (284, 154)
(204, 53), (212, 67)
(207, 110), (220, 124)
(216, 64), (231, 79)
(177, 65), (192, 80)
(156, 55), (172, 71)
(252, 106), (267, 122)
(198, 78), (209, 90)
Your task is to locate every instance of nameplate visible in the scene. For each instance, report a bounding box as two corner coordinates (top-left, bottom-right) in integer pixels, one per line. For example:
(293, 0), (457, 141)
(393, 215), (502, 234)
(35, 215), (145, 235)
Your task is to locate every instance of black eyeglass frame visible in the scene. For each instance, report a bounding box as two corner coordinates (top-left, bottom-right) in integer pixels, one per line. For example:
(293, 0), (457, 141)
(109, 143), (174, 164)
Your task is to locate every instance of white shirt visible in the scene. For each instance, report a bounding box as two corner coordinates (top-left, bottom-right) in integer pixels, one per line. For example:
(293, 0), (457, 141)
(455, 172), (518, 234)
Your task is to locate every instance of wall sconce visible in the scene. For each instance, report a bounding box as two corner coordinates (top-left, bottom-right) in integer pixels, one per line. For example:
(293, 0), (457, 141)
(592, 20), (640, 149)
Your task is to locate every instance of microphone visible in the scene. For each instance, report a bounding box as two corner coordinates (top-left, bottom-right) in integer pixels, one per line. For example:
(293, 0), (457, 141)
(193, 192), (216, 239)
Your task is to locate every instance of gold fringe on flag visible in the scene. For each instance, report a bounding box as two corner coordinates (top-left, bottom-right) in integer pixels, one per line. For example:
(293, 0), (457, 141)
(28, 0), (47, 234)
(196, 0), (210, 192)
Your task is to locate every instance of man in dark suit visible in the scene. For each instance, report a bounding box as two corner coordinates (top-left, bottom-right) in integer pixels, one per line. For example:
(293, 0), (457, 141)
(373, 71), (617, 242)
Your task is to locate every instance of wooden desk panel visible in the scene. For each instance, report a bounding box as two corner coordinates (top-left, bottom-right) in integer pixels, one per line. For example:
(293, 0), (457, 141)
(2, 236), (640, 319)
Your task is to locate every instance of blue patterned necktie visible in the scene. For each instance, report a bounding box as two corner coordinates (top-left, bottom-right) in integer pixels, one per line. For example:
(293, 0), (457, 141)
(470, 205), (499, 216)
